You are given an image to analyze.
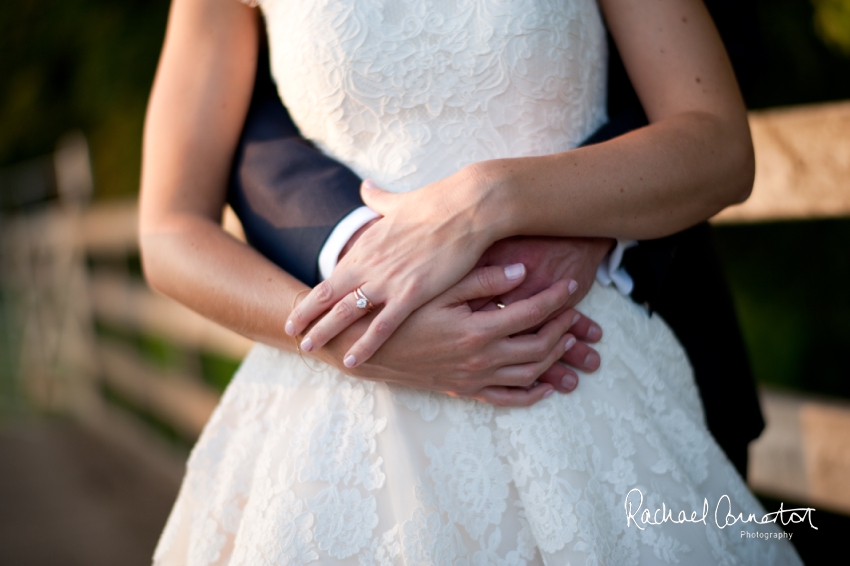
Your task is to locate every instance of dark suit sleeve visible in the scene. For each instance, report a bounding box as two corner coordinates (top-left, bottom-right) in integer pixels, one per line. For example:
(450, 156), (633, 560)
(227, 47), (364, 286)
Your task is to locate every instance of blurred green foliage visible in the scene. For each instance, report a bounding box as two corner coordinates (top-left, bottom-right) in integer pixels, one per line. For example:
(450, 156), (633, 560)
(101, 383), (192, 448)
(199, 352), (242, 393)
(714, 221), (850, 399)
(813, 0), (850, 56)
(747, 0), (850, 108)
(94, 320), (240, 393)
(0, 0), (169, 199)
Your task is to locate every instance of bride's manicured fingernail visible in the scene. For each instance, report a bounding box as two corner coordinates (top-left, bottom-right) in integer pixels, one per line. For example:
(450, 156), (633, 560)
(568, 280), (579, 294)
(564, 336), (577, 351)
(504, 263), (525, 280)
(362, 179), (377, 190)
(344, 354), (357, 368)
(285, 320), (295, 335)
(561, 373), (578, 390)
(543, 388), (555, 398)
(572, 313), (581, 325)
(300, 337), (313, 352)
(587, 324), (602, 341)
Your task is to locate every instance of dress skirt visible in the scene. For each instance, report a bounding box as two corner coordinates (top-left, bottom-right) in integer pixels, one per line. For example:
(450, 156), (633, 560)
(153, 283), (801, 566)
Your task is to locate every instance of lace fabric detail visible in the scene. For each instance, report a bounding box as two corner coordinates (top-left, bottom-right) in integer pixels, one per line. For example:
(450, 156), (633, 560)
(154, 285), (801, 565)
(261, 0), (608, 193)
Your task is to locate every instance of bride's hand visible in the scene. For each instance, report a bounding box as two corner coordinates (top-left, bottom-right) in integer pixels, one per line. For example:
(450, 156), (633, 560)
(312, 264), (583, 406)
(288, 169), (504, 367)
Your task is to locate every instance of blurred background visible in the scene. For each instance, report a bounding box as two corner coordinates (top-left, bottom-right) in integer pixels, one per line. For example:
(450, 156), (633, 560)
(1, 0), (849, 564)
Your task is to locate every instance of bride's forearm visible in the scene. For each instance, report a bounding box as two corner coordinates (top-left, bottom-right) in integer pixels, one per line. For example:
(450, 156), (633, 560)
(140, 216), (308, 353)
(137, 0), (349, 364)
(475, 110), (753, 242)
(468, 0), (754, 242)
(140, 216), (361, 372)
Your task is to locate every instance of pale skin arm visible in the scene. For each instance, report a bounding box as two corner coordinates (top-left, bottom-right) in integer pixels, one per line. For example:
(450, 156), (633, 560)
(290, 0), (755, 367)
(139, 0), (589, 407)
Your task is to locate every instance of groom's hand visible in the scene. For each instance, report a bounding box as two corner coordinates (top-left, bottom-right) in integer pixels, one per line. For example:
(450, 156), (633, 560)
(476, 236), (613, 390)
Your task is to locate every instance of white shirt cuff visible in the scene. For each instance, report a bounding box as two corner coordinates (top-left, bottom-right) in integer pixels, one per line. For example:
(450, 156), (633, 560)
(596, 238), (637, 295)
(318, 206), (381, 281)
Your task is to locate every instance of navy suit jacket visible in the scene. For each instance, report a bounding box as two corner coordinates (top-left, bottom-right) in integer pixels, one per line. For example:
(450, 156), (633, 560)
(228, 0), (765, 476)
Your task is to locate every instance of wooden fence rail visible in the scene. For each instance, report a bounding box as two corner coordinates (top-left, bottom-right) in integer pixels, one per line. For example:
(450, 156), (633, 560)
(2, 102), (850, 511)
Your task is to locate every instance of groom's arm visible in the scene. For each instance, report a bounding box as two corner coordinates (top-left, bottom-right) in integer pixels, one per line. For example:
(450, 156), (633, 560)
(227, 45), (365, 286)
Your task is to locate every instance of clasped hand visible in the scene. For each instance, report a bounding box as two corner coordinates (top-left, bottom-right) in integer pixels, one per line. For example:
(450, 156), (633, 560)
(312, 263), (582, 406)
(287, 171), (612, 405)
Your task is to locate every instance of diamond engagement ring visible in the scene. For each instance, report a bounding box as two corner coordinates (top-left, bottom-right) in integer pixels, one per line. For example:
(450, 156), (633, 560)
(354, 287), (375, 311)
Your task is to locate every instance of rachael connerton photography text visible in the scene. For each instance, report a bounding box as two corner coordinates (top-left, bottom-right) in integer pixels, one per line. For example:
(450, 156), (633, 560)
(624, 488), (817, 534)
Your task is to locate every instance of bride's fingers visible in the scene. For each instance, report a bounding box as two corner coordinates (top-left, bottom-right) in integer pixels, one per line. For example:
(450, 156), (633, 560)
(326, 263), (529, 366)
(492, 333), (574, 388)
(342, 302), (413, 368)
(443, 263), (527, 305)
(298, 289), (373, 353)
(286, 274), (354, 337)
(484, 279), (575, 337)
(471, 383), (554, 408)
(491, 307), (578, 367)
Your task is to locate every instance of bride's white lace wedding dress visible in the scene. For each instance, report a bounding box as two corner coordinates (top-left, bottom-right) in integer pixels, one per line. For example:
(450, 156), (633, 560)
(153, 1), (801, 564)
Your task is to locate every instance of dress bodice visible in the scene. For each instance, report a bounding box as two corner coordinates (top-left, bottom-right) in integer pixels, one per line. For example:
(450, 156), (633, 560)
(258, 0), (608, 193)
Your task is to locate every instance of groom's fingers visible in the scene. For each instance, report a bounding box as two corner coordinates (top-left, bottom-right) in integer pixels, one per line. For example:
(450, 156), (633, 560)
(569, 312), (603, 343)
(561, 341), (601, 372)
(559, 309), (602, 372)
(443, 264), (527, 305)
(535, 362), (580, 393)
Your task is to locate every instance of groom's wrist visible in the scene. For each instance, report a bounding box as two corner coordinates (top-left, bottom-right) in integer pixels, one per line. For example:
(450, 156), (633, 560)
(339, 217), (380, 260)
(317, 206), (381, 280)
